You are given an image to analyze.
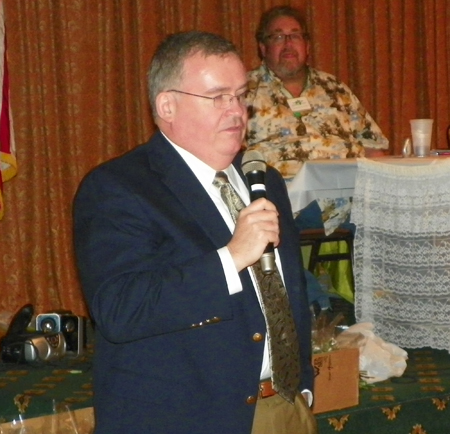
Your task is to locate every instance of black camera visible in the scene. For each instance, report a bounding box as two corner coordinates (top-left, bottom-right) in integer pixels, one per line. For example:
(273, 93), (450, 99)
(1, 304), (66, 363)
(36, 311), (86, 356)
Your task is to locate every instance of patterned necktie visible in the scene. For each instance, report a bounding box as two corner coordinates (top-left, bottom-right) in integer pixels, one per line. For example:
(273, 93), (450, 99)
(213, 171), (300, 404)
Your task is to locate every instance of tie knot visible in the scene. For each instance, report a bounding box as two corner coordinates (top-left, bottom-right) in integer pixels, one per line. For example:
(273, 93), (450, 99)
(213, 171), (229, 187)
(212, 170), (245, 220)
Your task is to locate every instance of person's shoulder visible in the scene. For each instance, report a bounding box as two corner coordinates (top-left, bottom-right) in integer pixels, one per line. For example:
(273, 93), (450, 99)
(246, 65), (279, 103)
(73, 133), (173, 204)
(308, 67), (355, 93)
(247, 64), (265, 81)
(96, 142), (151, 172)
(309, 67), (340, 83)
(265, 163), (286, 187)
(79, 134), (163, 185)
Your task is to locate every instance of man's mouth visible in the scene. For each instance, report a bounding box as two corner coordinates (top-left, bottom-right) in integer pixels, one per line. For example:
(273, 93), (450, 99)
(223, 122), (244, 133)
(281, 50), (297, 58)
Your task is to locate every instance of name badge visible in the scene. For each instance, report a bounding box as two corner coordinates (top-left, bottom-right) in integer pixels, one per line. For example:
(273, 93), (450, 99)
(287, 96), (312, 115)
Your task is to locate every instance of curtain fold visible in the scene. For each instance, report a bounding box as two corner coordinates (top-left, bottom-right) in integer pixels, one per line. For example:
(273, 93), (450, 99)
(0, 0), (449, 317)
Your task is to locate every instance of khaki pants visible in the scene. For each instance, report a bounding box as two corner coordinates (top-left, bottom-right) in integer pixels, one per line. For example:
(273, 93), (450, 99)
(251, 393), (318, 434)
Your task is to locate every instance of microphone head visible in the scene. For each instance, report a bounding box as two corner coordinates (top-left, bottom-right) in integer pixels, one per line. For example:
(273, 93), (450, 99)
(241, 150), (267, 175)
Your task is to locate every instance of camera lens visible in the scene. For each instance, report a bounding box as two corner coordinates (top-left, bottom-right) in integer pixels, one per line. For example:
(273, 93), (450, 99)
(64, 318), (76, 333)
(41, 318), (57, 333)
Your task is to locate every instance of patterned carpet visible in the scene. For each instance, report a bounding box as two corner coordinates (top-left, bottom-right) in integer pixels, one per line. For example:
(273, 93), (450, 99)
(316, 347), (450, 434)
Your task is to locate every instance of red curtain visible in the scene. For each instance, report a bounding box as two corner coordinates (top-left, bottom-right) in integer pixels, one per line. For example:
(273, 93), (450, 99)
(0, 0), (449, 318)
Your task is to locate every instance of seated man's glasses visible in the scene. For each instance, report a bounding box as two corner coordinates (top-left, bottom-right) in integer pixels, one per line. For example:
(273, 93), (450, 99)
(265, 32), (307, 45)
(167, 89), (248, 109)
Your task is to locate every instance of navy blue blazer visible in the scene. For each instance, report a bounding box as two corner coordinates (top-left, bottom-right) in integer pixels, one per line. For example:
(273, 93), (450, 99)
(73, 131), (313, 434)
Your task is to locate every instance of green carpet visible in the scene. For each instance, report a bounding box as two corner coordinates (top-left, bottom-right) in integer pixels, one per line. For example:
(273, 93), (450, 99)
(0, 346), (93, 424)
(1, 346), (450, 433)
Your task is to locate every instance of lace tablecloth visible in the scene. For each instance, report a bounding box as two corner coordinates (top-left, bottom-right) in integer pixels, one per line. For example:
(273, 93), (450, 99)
(351, 157), (450, 351)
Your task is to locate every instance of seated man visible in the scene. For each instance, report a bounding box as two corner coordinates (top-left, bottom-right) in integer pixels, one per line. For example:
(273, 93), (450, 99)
(246, 5), (389, 234)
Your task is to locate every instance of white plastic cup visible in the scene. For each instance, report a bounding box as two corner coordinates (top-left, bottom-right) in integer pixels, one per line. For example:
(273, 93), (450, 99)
(410, 119), (433, 157)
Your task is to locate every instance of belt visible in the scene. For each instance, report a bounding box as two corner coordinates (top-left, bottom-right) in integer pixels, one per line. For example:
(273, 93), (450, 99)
(258, 380), (277, 399)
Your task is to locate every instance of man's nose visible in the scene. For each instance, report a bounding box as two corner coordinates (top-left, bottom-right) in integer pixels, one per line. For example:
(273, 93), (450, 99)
(283, 34), (295, 45)
(227, 96), (246, 115)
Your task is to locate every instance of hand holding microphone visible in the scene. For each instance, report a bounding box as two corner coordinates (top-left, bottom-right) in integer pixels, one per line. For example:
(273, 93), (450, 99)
(241, 150), (276, 275)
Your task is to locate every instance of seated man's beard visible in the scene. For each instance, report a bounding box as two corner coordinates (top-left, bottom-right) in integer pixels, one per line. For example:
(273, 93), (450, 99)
(275, 63), (305, 80)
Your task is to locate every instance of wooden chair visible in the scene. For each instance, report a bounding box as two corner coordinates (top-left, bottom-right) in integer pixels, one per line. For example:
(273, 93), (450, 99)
(299, 228), (354, 274)
(300, 228), (356, 324)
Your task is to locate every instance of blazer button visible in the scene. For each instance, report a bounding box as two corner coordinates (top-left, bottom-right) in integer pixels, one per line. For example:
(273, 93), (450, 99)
(246, 395), (257, 405)
(252, 333), (263, 342)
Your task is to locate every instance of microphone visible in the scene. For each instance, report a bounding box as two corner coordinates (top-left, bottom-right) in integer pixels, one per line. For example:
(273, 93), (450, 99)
(241, 150), (275, 275)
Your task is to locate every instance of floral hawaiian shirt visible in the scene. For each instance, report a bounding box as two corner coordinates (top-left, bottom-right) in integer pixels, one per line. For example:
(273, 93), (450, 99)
(246, 63), (389, 234)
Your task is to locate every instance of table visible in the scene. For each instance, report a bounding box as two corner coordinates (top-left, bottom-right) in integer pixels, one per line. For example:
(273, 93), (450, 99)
(286, 156), (445, 214)
(287, 158), (358, 214)
(288, 156), (450, 352)
(288, 158), (444, 304)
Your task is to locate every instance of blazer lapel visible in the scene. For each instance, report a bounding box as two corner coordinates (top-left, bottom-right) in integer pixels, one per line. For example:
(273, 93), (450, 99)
(147, 132), (234, 249)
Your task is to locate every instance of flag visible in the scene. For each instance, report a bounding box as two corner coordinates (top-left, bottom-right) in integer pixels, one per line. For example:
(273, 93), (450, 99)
(0, 0), (16, 220)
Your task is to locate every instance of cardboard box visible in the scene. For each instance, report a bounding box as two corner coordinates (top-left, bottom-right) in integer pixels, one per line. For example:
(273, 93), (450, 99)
(312, 347), (360, 414)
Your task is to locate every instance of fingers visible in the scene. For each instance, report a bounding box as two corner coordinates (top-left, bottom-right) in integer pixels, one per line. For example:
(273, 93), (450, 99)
(238, 200), (279, 244)
(242, 197), (278, 214)
(227, 198), (280, 272)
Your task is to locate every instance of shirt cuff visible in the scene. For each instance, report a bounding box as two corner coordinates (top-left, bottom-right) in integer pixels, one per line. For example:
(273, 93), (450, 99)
(217, 247), (243, 295)
(301, 389), (313, 407)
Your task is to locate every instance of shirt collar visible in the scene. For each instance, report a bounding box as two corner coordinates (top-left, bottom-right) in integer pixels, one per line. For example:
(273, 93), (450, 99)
(161, 131), (241, 192)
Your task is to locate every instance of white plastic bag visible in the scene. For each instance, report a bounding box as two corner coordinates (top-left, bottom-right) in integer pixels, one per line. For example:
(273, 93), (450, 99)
(336, 322), (408, 383)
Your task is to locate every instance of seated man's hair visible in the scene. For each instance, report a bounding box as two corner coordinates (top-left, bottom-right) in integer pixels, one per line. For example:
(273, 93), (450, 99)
(255, 5), (309, 46)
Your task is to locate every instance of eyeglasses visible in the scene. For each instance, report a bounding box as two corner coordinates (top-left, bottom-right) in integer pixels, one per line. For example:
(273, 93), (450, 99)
(265, 32), (307, 45)
(167, 89), (248, 109)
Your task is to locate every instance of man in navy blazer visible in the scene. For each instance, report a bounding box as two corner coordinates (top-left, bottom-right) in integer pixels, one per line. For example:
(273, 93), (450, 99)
(73, 31), (316, 434)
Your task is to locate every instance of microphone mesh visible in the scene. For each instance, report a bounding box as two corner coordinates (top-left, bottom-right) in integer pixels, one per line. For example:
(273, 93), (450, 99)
(241, 150), (267, 175)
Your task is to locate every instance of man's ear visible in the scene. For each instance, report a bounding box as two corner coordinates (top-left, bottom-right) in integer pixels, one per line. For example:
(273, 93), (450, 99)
(258, 42), (267, 59)
(155, 92), (175, 122)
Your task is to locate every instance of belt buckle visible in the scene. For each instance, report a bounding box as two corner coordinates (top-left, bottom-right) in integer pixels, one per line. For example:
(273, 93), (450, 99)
(258, 380), (275, 399)
(258, 382), (265, 399)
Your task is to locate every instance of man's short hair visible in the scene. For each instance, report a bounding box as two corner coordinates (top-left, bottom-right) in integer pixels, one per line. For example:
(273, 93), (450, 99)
(255, 5), (309, 45)
(148, 31), (239, 118)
